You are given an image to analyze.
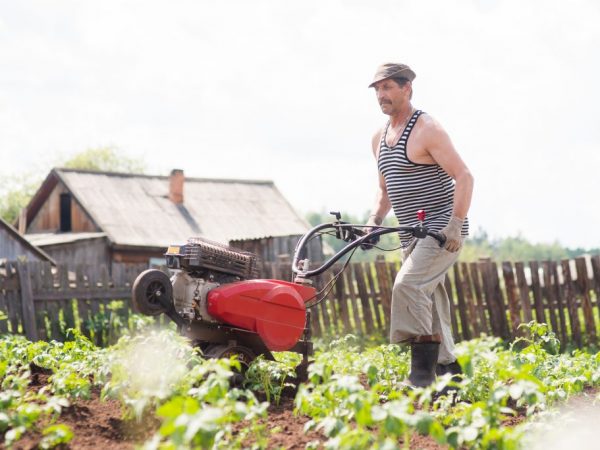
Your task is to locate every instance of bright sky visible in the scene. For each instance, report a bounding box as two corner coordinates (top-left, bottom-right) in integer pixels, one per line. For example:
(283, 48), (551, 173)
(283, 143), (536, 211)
(1, 0), (599, 248)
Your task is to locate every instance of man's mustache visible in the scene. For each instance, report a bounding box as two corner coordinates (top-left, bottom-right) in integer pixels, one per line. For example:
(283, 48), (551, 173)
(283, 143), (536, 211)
(380, 100), (391, 105)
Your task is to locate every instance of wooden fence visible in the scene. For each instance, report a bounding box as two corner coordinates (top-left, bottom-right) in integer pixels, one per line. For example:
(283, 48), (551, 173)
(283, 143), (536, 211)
(262, 255), (600, 348)
(1, 255), (599, 347)
(0, 261), (146, 342)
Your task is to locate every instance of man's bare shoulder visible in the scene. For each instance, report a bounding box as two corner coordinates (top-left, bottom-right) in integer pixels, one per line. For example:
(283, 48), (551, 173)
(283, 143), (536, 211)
(371, 127), (385, 156)
(416, 112), (446, 134)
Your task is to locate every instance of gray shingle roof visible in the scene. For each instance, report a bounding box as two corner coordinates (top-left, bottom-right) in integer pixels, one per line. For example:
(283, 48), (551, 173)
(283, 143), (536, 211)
(55, 169), (309, 248)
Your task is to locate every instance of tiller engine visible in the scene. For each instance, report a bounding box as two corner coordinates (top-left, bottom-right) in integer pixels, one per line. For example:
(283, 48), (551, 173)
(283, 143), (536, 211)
(132, 237), (316, 371)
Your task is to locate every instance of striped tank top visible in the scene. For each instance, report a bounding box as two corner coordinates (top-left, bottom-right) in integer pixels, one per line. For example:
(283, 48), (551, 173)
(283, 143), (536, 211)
(378, 110), (469, 248)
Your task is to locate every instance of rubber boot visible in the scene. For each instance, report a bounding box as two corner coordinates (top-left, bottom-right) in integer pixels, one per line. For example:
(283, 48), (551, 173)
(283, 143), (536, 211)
(436, 361), (462, 378)
(408, 342), (440, 388)
(435, 360), (463, 398)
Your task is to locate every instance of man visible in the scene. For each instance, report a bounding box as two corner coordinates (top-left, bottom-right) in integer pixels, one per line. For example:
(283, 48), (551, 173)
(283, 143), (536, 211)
(366, 63), (474, 388)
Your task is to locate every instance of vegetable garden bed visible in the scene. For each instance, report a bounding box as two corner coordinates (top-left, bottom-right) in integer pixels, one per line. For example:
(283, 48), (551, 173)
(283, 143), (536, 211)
(1, 322), (599, 449)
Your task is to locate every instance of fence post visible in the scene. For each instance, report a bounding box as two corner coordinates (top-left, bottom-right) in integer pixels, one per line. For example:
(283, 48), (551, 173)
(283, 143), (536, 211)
(17, 261), (38, 341)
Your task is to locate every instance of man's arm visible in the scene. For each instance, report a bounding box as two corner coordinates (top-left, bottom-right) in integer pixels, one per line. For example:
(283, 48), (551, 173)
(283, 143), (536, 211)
(424, 120), (474, 251)
(424, 121), (474, 220)
(368, 129), (391, 225)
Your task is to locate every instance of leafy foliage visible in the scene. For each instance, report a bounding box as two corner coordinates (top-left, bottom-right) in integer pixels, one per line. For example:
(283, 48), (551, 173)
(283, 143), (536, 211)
(1, 322), (599, 449)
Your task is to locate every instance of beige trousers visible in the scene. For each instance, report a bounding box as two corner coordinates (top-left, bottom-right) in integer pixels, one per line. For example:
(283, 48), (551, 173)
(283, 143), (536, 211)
(390, 236), (461, 365)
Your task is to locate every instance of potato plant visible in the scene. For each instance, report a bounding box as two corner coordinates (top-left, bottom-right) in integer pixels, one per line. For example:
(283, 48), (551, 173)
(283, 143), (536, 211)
(0, 321), (598, 449)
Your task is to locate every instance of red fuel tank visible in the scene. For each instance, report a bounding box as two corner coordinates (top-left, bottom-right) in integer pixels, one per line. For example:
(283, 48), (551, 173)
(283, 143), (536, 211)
(207, 279), (316, 351)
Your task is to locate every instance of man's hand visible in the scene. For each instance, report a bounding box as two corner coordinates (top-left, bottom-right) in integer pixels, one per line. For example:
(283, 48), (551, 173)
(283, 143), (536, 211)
(440, 216), (463, 252)
(361, 214), (383, 250)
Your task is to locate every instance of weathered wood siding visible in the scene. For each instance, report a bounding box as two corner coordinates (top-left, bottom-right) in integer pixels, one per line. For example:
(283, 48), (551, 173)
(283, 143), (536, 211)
(0, 228), (45, 261)
(230, 234), (323, 266)
(27, 181), (97, 233)
(41, 237), (111, 270)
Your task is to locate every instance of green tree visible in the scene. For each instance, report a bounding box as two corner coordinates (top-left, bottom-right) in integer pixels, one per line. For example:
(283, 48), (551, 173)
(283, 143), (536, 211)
(62, 146), (146, 173)
(0, 174), (41, 224)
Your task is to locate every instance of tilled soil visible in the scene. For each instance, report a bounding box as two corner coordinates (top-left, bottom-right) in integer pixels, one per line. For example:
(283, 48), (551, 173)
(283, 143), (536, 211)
(4, 374), (597, 450)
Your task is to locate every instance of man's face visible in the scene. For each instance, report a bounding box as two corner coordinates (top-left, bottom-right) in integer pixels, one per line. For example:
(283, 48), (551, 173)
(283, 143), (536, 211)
(373, 79), (410, 115)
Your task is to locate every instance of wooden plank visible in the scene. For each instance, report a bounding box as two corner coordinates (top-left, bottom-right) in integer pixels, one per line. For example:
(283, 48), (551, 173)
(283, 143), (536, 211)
(541, 261), (560, 336)
(17, 261), (38, 341)
(561, 259), (582, 347)
(479, 259), (502, 337)
(529, 261), (546, 324)
(45, 300), (62, 341)
(575, 257), (597, 344)
(100, 264), (111, 290)
(469, 262), (489, 335)
(364, 262), (385, 330)
(490, 262), (510, 339)
(74, 265), (90, 335)
(591, 255), (600, 308)
(342, 268), (363, 333)
(315, 275), (332, 334)
(514, 262), (533, 324)
(325, 269), (340, 334)
(502, 261), (522, 338)
(445, 274), (461, 341)
(460, 262), (480, 336)
(5, 262), (22, 333)
(0, 269), (9, 333)
(354, 263), (375, 334)
(549, 261), (568, 345)
(452, 264), (471, 340)
(374, 257), (392, 331)
(333, 266), (352, 334)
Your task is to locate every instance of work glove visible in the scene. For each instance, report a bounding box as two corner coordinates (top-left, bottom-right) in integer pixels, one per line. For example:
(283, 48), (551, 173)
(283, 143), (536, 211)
(440, 216), (463, 252)
(361, 215), (382, 250)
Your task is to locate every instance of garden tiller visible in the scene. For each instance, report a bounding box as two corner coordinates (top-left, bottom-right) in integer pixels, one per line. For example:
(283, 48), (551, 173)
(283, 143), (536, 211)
(132, 210), (445, 377)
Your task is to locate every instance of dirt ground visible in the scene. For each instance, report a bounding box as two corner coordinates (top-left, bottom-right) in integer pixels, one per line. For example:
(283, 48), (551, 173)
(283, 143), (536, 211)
(3, 374), (597, 450)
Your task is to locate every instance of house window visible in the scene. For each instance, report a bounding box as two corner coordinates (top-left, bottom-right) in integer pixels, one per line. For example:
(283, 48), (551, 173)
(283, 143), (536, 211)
(60, 193), (72, 232)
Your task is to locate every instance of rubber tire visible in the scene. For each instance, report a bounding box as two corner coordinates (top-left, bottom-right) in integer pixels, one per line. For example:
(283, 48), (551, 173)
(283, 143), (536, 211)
(131, 269), (172, 316)
(204, 344), (256, 372)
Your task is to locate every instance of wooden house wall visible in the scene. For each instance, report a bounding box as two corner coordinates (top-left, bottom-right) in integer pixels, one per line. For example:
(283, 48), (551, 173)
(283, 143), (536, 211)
(112, 249), (165, 265)
(27, 182), (97, 233)
(0, 228), (45, 261)
(230, 235), (323, 264)
(40, 238), (111, 270)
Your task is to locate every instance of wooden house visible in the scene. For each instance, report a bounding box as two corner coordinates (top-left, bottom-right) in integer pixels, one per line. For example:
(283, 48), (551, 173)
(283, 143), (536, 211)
(19, 168), (321, 272)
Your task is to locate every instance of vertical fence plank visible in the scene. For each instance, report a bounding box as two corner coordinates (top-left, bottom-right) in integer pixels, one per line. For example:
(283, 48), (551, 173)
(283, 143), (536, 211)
(354, 263), (375, 334)
(452, 265), (472, 340)
(469, 262), (489, 335)
(443, 274), (460, 341)
(342, 269), (363, 334)
(480, 259), (502, 338)
(490, 262), (511, 339)
(561, 259), (582, 347)
(375, 257), (393, 321)
(364, 262), (385, 330)
(528, 261), (546, 325)
(17, 261), (38, 341)
(514, 262), (533, 324)
(5, 262), (22, 333)
(575, 257), (597, 344)
(0, 269), (10, 334)
(541, 261), (560, 336)
(460, 262), (480, 336)
(334, 267), (352, 334)
(502, 261), (522, 337)
(591, 255), (600, 308)
(550, 261), (568, 345)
